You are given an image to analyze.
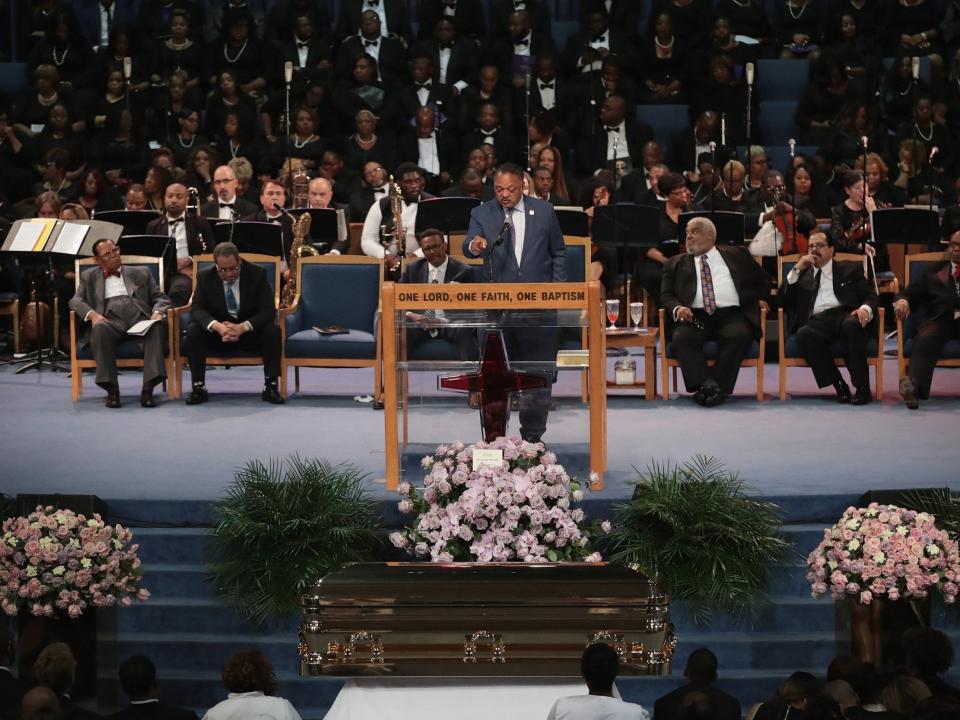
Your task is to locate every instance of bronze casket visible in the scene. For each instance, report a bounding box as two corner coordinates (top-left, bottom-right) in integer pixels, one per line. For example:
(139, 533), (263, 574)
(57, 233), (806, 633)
(299, 562), (675, 677)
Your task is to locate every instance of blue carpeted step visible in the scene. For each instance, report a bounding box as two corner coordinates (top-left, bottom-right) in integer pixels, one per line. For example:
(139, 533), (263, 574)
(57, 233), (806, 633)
(669, 598), (834, 633)
(141, 564), (215, 599)
(115, 599), (297, 636)
(134, 527), (212, 564)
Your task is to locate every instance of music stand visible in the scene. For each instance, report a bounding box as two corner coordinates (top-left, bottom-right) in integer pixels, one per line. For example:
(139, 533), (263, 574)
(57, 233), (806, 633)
(679, 211), (746, 246)
(592, 203), (660, 308)
(92, 210), (161, 236)
(554, 207), (590, 237)
(290, 207), (346, 252)
(415, 197), (481, 235)
(213, 221), (285, 257)
(871, 208), (940, 251)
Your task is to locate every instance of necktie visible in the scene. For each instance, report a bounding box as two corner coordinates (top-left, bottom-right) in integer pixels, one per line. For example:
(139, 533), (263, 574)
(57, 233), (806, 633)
(364, 39), (378, 47)
(297, 41), (309, 49)
(103, 268), (120, 279)
(225, 282), (238, 316)
(954, 265), (960, 281)
(505, 207), (516, 257)
(700, 256), (716, 315)
(605, 125), (619, 133)
(439, 42), (453, 50)
(515, 39), (529, 48)
(416, 82), (431, 90)
(540, 81), (554, 90)
(425, 276), (439, 336)
(220, 203), (234, 210)
(810, 268), (822, 315)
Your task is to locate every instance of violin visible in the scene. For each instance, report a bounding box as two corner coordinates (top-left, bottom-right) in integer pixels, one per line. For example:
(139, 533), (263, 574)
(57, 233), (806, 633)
(772, 187), (807, 255)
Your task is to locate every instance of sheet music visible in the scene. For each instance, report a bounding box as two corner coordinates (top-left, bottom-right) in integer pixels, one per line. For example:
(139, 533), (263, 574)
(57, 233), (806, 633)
(9, 222), (44, 252)
(52, 223), (89, 255)
(127, 318), (161, 336)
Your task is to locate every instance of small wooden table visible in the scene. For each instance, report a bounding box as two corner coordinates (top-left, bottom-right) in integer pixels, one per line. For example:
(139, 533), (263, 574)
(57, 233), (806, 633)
(605, 327), (659, 400)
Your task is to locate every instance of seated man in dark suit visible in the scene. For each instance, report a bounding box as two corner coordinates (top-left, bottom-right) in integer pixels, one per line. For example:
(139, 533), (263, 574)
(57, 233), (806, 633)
(34, 643), (100, 720)
(111, 655), (196, 720)
(781, 231), (877, 404)
(68, 239), (171, 408)
(21, 687), (61, 720)
(661, 216), (769, 406)
(894, 232), (960, 409)
(401, 228), (477, 360)
(442, 167), (494, 200)
(184, 242), (284, 405)
(0, 621), (24, 720)
(654, 648), (741, 720)
(306, 177), (349, 255)
(201, 165), (258, 223)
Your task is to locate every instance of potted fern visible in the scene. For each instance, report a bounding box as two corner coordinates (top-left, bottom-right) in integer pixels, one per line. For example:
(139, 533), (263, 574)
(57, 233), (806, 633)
(606, 456), (790, 624)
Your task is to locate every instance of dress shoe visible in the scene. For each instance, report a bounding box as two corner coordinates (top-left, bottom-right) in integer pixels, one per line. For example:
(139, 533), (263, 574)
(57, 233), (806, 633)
(139, 388), (156, 408)
(899, 376), (919, 409)
(104, 391), (121, 409)
(692, 387), (708, 406)
(185, 385), (208, 405)
(703, 388), (727, 407)
(833, 379), (851, 404)
(262, 383), (285, 404)
(850, 386), (873, 405)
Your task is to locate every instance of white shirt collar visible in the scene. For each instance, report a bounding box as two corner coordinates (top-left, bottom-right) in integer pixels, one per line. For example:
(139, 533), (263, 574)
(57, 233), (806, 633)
(129, 699), (160, 705)
(428, 257), (449, 279)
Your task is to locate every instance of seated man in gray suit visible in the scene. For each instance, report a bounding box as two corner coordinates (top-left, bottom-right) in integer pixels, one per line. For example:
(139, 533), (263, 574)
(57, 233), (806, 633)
(463, 162), (566, 442)
(401, 227), (477, 360)
(68, 239), (171, 408)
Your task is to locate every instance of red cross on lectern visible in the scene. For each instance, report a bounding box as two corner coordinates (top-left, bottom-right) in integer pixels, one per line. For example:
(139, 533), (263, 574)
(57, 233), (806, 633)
(439, 331), (548, 442)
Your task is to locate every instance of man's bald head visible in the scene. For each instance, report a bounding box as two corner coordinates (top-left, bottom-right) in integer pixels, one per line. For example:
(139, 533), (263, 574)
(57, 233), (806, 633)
(308, 177), (334, 208)
(22, 687), (61, 720)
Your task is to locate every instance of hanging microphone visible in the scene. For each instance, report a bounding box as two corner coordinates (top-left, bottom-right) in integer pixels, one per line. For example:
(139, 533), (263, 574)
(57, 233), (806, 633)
(708, 141), (717, 153)
(123, 56), (132, 81)
(745, 62), (755, 86)
(495, 215), (511, 247)
(284, 61), (294, 84)
(524, 70), (531, 91)
(912, 56), (920, 81)
(929, 146), (939, 161)
(788, 138), (796, 158)
(861, 136), (869, 151)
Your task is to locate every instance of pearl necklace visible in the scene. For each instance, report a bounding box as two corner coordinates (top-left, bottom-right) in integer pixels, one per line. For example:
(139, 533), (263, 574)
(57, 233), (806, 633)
(224, 39), (248, 64)
(229, 140), (240, 159)
(293, 133), (316, 148)
(52, 45), (70, 66)
(655, 35), (675, 49)
(168, 38), (190, 50)
(787, 0), (807, 20)
(178, 134), (196, 149)
(915, 122), (933, 142)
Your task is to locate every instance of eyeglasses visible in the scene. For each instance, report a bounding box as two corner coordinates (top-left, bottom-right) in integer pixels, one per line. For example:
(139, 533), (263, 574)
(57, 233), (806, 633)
(216, 264), (240, 275)
(808, 242), (829, 250)
(98, 248), (121, 257)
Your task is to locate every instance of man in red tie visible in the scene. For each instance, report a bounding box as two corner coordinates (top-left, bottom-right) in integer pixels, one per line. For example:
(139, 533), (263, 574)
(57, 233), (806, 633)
(894, 231), (960, 408)
(660, 217), (770, 406)
(69, 239), (171, 408)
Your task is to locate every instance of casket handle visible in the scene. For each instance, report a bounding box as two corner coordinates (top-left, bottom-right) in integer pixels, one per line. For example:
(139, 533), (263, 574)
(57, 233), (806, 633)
(343, 631), (386, 664)
(463, 631), (506, 663)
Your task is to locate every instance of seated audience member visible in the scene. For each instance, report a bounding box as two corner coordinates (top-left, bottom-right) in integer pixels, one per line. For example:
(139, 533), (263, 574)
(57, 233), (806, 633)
(68, 238), (171, 409)
(880, 676), (931, 716)
(349, 161), (391, 222)
(749, 672), (821, 720)
(532, 165), (569, 205)
(547, 642), (650, 720)
(637, 173), (698, 307)
(902, 627), (960, 698)
(112, 654), (198, 720)
(661, 217), (769, 407)
(305, 177), (350, 255)
(896, 232), (960, 408)
(854, 153), (905, 208)
(653, 648), (740, 720)
(202, 650), (301, 720)
(442, 168), (494, 200)
(750, 170), (816, 265)
(201, 165), (258, 221)
(824, 680), (861, 717)
(184, 242), (284, 406)
(787, 164), (832, 220)
(34, 642), (101, 720)
(845, 665), (901, 720)
(712, 161), (761, 226)
(361, 163), (433, 268)
(124, 184), (147, 211)
(400, 228), (477, 360)
(0, 620), (24, 719)
(780, 231), (877, 404)
(575, 95), (652, 179)
(21, 687), (62, 720)
(397, 105), (460, 193)
(147, 183), (215, 308)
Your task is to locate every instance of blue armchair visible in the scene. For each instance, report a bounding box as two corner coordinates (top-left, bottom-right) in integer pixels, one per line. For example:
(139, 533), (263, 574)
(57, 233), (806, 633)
(279, 256), (383, 399)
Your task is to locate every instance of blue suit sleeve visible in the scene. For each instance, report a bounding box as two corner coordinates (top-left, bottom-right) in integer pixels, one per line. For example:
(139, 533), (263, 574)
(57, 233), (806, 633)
(547, 206), (567, 282)
(464, 206), (485, 258)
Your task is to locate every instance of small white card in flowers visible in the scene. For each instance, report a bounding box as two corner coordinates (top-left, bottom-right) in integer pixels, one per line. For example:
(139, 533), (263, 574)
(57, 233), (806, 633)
(472, 448), (503, 470)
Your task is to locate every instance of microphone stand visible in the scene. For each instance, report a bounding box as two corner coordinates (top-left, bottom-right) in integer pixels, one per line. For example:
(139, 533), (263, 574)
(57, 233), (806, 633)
(745, 63), (754, 157)
(788, 139), (797, 253)
(524, 71), (531, 171)
(284, 63), (293, 202)
(910, 57), (920, 202)
(860, 139), (879, 294)
(489, 216), (509, 283)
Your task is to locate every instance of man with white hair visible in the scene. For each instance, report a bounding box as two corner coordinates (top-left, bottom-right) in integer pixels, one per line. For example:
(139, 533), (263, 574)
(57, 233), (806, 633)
(307, 177), (350, 255)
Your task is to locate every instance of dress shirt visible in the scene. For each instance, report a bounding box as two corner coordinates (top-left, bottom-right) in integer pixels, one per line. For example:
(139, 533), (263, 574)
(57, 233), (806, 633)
(508, 197), (527, 265)
(359, 35), (382, 78)
(98, 2), (114, 48)
(443, 1), (457, 16)
(297, 40), (309, 67)
(438, 45), (452, 84)
(206, 279), (253, 332)
(129, 699), (160, 706)
(514, 31), (532, 56)
(202, 691), (302, 720)
(415, 80), (433, 105)
(428, 258), (448, 284)
(606, 120), (628, 161)
(167, 215), (188, 258)
(218, 198), (237, 220)
(786, 259), (873, 320)
(691, 246), (740, 311)
(417, 134), (440, 175)
(360, 198), (425, 258)
(538, 78), (556, 109)
(750, 203), (781, 256)
(104, 270), (127, 299)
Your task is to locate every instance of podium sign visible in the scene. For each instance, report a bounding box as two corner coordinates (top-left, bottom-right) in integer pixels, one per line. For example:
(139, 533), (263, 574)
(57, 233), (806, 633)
(381, 281), (607, 490)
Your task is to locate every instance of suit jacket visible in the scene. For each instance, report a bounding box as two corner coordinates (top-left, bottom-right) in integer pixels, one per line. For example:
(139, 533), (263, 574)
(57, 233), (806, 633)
(349, 186), (389, 222)
(460, 128), (518, 166)
(146, 215), (215, 257)
(525, 76), (572, 123)
(397, 81), (458, 129)
(902, 260), (960, 322)
(667, 127), (721, 174)
(489, 32), (557, 81)
(0, 668), (24, 720)
(561, 29), (638, 76)
(489, 0), (551, 39)
(575, 119), (653, 177)
(397, 130), (461, 180)
(416, 0), (487, 41)
(334, 0), (414, 46)
(414, 37), (477, 88)
(190, 260), (275, 332)
(200, 197), (259, 221)
(781, 260), (877, 333)
(463, 195), (566, 283)
(335, 35), (408, 86)
(272, 35), (333, 89)
(653, 682), (741, 720)
(245, 209), (294, 257)
(75, 0), (138, 49)
(69, 265), (171, 340)
(580, 0), (640, 38)
(442, 182), (494, 201)
(110, 700), (198, 720)
(660, 244), (768, 335)
(401, 256), (474, 284)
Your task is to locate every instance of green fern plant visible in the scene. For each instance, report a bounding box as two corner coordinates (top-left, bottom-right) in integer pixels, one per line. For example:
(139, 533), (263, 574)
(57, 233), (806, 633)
(606, 456), (791, 624)
(209, 456), (384, 625)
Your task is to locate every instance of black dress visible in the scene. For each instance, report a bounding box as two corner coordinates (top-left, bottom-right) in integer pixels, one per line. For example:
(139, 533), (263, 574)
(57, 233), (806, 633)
(636, 206), (691, 306)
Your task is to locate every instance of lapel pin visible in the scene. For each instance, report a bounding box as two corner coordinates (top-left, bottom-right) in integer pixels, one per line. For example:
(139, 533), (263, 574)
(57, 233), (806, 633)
(528, 209), (534, 215)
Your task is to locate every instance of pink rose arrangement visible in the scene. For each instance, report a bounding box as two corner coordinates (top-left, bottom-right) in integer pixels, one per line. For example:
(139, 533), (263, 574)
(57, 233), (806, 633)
(390, 437), (610, 563)
(806, 503), (960, 605)
(0, 505), (150, 618)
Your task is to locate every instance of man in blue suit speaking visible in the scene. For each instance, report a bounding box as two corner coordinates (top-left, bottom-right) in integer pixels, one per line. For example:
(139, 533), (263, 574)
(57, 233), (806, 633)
(463, 163), (566, 442)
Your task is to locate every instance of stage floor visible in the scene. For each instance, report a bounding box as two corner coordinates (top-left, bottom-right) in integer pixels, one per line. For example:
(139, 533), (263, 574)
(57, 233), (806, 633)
(2, 353), (959, 503)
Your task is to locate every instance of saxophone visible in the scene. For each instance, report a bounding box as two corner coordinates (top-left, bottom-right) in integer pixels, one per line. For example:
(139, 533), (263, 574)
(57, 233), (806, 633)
(280, 211), (316, 308)
(380, 175), (405, 281)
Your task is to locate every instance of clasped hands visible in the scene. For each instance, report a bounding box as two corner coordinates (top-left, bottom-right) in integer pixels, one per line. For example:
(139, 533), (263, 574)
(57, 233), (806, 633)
(675, 300), (771, 325)
(213, 320), (247, 342)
